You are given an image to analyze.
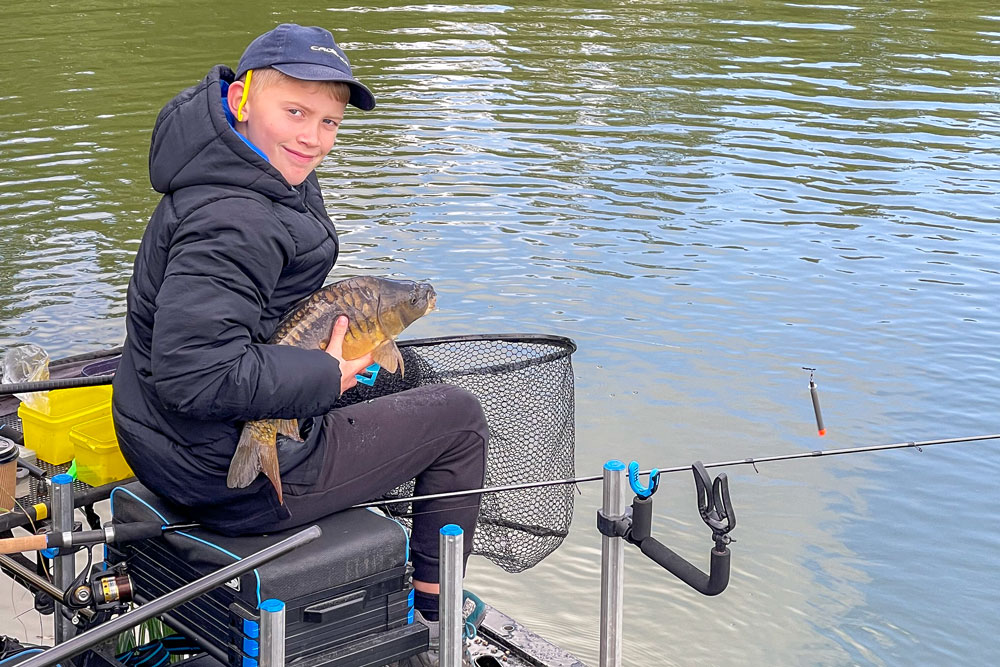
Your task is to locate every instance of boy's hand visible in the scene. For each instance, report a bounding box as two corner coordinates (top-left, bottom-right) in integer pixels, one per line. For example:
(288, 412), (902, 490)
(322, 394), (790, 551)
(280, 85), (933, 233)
(326, 316), (375, 394)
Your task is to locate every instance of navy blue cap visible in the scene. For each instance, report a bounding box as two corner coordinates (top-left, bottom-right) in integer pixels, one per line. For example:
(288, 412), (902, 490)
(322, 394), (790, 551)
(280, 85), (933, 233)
(236, 24), (375, 111)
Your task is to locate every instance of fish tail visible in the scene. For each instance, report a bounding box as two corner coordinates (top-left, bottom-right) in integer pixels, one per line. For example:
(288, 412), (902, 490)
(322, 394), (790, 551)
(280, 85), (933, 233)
(227, 421), (283, 504)
(275, 418), (301, 441)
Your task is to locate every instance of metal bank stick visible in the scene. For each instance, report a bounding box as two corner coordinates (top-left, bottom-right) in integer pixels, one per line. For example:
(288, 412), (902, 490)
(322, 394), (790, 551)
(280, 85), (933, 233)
(52, 473), (76, 644)
(598, 461), (626, 667)
(259, 599), (286, 667)
(440, 524), (464, 667)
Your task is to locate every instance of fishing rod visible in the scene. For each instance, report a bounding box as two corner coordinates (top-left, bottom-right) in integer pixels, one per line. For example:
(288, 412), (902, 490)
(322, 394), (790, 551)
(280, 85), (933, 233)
(353, 432), (1000, 509)
(0, 520), (201, 556)
(2, 433), (991, 556)
(0, 374), (113, 396)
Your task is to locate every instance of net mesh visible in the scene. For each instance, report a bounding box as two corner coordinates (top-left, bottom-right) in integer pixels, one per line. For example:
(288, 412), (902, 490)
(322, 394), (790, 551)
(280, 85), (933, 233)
(332, 334), (577, 573)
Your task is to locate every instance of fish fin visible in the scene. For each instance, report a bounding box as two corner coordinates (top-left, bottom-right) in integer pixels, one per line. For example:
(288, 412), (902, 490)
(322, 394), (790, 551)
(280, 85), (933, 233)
(260, 438), (283, 505)
(372, 340), (405, 375)
(227, 421), (283, 504)
(275, 418), (302, 441)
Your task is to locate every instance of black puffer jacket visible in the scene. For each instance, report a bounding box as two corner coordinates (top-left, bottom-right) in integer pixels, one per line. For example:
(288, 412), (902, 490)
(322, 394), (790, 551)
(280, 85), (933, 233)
(113, 65), (342, 532)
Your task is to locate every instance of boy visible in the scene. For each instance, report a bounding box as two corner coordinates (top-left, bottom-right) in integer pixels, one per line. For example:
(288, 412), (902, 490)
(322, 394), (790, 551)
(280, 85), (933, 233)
(112, 24), (487, 660)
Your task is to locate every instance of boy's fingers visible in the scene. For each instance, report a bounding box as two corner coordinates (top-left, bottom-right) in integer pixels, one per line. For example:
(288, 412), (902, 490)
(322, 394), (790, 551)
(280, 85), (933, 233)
(325, 318), (377, 393)
(327, 316), (348, 356)
(347, 353), (375, 375)
(340, 352), (375, 394)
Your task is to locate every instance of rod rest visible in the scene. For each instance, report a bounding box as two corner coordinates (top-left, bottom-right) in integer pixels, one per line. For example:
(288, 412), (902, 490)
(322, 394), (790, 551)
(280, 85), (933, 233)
(626, 496), (730, 596)
(597, 461), (736, 597)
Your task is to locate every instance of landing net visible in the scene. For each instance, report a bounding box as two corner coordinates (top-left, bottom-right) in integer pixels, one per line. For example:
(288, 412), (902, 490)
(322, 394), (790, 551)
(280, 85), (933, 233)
(332, 333), (577, 573)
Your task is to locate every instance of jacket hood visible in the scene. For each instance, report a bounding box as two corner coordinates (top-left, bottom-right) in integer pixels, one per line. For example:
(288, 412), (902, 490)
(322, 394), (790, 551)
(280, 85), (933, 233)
(148, 65), (303, 205)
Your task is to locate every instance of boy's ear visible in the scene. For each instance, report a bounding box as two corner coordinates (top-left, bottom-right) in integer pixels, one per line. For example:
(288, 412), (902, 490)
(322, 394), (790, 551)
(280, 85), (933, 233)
(227, 80), (247, 121)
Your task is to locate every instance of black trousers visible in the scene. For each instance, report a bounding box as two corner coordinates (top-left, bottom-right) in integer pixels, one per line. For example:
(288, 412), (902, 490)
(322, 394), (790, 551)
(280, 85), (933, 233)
(264, 383), (488, 584)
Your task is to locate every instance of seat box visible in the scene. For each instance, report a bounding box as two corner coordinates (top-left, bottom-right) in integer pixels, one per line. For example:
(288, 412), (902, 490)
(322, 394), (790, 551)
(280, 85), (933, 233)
(107, 482), (426, 667)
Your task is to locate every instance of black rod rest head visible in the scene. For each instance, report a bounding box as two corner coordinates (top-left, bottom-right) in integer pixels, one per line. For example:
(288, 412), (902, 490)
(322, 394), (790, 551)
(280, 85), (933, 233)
(693, 461), (736, 540)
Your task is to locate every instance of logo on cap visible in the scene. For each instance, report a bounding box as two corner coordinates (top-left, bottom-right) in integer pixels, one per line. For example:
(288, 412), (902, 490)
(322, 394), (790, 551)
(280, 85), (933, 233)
(310, 45), (350, 68)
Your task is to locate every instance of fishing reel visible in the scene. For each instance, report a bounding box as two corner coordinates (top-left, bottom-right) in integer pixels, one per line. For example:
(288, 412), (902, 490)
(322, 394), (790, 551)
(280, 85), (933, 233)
(65, 562), (134, 612)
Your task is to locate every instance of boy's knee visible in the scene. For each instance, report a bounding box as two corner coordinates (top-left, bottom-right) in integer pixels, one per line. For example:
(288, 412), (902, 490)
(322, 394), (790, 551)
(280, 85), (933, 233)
(442, 385), (489, 439)
(427, 384), (489, 433)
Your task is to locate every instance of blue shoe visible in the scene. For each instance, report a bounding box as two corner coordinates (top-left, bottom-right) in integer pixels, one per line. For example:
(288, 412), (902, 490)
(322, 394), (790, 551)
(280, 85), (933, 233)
(462, 590), (486, 639)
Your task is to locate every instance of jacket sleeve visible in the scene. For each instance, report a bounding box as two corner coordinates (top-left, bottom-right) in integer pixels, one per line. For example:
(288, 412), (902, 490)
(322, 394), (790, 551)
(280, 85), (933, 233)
(149, 197), (343, 421)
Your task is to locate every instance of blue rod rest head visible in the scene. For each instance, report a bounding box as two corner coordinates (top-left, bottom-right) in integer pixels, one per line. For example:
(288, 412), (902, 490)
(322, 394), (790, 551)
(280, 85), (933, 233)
(628, 461), (660, 499)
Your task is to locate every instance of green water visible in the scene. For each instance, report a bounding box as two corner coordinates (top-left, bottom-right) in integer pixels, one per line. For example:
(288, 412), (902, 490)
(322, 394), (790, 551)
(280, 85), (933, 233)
(2, 2), (999, 664)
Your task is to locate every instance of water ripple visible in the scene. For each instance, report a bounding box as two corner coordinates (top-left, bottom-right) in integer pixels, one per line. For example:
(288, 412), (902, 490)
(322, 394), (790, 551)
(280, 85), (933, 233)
(2, 0), (1000, 662)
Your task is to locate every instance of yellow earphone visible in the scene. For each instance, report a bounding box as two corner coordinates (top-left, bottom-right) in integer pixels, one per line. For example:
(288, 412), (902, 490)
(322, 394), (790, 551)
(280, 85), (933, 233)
(236, 69), (253, 122)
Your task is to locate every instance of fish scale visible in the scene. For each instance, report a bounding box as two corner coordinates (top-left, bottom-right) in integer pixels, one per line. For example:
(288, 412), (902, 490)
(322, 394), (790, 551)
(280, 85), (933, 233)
(226, 276), (437, 503)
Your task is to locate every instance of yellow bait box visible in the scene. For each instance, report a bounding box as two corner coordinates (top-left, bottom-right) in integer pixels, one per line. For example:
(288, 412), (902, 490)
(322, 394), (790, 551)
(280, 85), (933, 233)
(69, 410), (132, 486)
(17, 385), (113, 465)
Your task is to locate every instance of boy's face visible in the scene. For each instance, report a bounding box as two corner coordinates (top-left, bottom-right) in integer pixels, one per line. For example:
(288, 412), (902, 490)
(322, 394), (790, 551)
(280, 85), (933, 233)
(230, 77), (347, 186)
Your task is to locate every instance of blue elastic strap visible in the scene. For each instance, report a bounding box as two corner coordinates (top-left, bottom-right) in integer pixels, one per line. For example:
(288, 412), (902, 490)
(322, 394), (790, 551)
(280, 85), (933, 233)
(134, 648), (166, 667)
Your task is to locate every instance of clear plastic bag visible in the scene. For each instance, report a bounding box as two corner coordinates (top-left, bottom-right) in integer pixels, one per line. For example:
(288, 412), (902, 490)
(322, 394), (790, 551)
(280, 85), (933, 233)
(2, 344), (50, 412)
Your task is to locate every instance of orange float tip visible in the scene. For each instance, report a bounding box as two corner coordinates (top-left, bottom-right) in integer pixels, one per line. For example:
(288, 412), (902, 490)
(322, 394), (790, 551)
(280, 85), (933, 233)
(817, 429), (826, 436)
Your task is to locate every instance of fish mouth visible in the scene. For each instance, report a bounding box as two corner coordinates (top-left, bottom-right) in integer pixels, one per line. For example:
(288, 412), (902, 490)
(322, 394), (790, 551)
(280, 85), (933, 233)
(427, 291), (437, 312)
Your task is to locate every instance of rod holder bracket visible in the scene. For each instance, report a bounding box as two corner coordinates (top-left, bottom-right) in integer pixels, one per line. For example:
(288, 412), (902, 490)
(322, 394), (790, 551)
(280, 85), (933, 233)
(596, 507), (632, 539)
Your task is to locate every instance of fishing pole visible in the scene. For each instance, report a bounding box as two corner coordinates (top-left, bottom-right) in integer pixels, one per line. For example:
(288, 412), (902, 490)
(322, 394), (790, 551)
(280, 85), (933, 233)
(0, 521), (201, 556)
(353, 432), (1000, 509)
(0, 375), (113, 396)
